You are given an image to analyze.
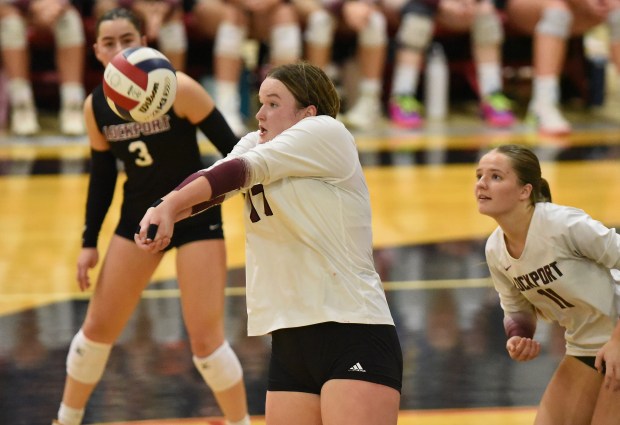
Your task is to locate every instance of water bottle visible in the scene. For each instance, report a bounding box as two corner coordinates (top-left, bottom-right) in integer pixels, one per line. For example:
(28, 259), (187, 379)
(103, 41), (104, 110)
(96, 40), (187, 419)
(425, 42), (449, 120)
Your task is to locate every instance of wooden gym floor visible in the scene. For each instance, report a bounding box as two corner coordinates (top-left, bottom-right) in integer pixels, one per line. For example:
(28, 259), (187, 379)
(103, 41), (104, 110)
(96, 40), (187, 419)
(1, 98), (620, 425)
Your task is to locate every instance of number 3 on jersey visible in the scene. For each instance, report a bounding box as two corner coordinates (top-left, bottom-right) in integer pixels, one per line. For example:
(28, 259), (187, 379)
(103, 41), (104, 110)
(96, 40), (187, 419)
(128, 140), (154, 166)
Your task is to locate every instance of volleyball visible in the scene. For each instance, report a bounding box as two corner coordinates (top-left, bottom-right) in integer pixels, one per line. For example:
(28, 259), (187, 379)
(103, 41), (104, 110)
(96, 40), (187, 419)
(103, 46), (177, 122)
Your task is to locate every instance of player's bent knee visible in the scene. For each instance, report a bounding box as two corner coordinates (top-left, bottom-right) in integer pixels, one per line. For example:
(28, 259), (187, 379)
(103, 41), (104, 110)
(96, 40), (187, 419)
(66, 329), (112, 384)
(535, 7), (572, 39)
(158, 21), (188, 53)
(54, 8), (85, 47)
(396, 13), (433, 51)
(0, 15), (27, 49)
(270, 24), (302, 62)
(305, 9), (334, 46)
(359, 11), (387, 47)
(473, 12), (504, 46)
(193, 341), (243, 392)
(214, 22), (246, 59)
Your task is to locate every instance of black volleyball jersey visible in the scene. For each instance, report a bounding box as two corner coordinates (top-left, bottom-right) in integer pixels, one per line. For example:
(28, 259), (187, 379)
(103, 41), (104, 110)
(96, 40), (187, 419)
(92, 84), (206, 222)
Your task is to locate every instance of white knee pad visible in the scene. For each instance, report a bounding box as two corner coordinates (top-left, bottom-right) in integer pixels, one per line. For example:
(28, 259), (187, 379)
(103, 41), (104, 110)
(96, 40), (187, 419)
(158, 21), (188, 53)
(270, 24), (302, 62)
(473, 12), (504, 46)
(193, 341), (243, 392)
(535, 7), (572, 39)
(54, 8), (85, 47)
(396, 13), (433, 51)
(359, 11), (387, 47)
(607, 8), (620, 42)
(66, 329), (112, 384)
(0, 15), (27, 49)
(214, 22), (246, 59)
(305, 9), (335, 46)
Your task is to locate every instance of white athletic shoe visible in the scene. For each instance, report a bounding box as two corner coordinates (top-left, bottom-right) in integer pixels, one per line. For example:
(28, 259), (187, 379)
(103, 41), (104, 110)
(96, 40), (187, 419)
(527, 102), (571, 136)
(11, 103), (40, 136)
(59, 103), (85, 136)
(342, 93), (382, 131)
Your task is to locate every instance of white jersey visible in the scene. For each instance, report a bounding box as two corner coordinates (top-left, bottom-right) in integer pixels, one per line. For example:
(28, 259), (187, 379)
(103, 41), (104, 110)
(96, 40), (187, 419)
(218, 116), (394, 336)
(485, 202), (620, 356)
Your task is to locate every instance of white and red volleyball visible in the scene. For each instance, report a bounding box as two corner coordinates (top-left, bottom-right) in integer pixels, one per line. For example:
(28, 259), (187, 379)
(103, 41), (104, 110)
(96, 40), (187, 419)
(103, 46), (177, 122)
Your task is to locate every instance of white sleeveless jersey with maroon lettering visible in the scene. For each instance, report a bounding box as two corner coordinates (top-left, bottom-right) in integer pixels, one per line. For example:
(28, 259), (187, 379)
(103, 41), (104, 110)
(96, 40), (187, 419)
(485, 202), (620, 355)
(213, 115), (394, 336)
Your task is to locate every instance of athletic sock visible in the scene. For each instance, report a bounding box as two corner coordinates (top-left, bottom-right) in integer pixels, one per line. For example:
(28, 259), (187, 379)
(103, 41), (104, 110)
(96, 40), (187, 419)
(226, 414), (251, 425)
(57, 403), (84, 425)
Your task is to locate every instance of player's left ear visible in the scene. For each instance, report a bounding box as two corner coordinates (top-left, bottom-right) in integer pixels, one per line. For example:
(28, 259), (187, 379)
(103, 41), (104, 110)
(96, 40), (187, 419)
(305, 105), (318, 117)
(520, 183), (533, 200)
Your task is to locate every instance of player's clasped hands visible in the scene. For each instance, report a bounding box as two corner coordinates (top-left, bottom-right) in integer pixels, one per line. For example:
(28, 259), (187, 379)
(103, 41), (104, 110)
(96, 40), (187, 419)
(134, 203), (173, 252)
(506, 336), (541, 362)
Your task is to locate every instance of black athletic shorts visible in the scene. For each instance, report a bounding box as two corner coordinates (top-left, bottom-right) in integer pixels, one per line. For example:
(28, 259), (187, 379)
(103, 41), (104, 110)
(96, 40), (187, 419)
(268, 322), (403, 394)
(401, 0), (507, 16)
(574, 355), (606, 374)
(118, 204), (224, 251)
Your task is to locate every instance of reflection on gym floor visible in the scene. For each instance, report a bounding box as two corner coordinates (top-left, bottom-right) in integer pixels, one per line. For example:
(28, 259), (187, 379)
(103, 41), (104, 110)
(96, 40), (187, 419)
(2, 112), (620, 424)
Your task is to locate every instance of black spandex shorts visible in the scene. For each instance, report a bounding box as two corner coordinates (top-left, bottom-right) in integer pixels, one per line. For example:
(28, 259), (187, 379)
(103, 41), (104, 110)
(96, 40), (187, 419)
(117, 204), (224, 251)
(574, 355), (606, 374)
(268, 322), (403, 394)
(402, 0), (507, 16)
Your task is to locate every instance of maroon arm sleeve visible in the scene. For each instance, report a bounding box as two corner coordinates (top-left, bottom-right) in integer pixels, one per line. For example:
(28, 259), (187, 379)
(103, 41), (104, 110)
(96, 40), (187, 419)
(174, 158), (249, 216)
(503, 313), (536, 339)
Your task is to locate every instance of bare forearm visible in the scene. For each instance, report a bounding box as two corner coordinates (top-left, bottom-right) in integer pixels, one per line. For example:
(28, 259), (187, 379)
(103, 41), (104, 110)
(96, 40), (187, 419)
(162, 175), (213, 222)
